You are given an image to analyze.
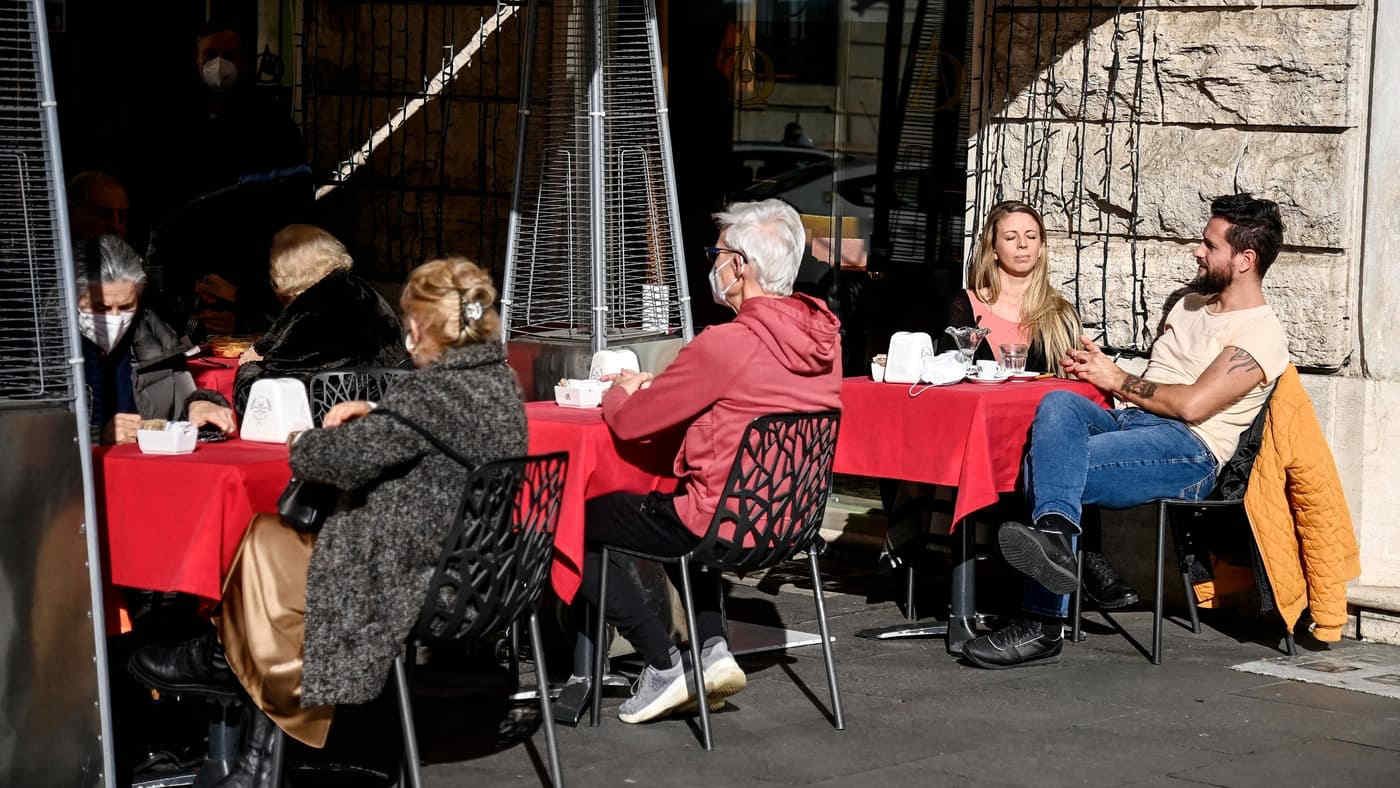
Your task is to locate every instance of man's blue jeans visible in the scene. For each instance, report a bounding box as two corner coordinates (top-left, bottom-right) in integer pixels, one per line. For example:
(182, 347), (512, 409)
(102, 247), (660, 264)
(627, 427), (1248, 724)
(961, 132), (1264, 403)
(1020, 390), (1218, 618)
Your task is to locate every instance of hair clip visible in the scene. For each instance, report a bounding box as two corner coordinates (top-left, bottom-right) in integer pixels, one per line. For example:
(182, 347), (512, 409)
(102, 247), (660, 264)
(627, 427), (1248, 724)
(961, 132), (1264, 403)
(460, 291), (484, 332)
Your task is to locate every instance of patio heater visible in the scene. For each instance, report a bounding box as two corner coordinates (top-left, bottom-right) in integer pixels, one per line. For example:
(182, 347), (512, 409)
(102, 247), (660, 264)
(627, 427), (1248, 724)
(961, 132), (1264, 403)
(502, 0), (693, 397)
(0, 1), (116, 785)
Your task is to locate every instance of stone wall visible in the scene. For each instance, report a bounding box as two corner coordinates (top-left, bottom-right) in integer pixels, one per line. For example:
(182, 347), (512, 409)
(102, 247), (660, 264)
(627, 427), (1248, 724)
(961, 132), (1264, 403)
(968, 0), (1368, 370)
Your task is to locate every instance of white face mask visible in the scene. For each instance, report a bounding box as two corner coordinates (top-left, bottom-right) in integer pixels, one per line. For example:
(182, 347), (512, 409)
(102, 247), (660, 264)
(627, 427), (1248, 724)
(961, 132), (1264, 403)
(79, 310), (136, 353)
(202, 57), (238, 90)
(708, 261), (742, 310)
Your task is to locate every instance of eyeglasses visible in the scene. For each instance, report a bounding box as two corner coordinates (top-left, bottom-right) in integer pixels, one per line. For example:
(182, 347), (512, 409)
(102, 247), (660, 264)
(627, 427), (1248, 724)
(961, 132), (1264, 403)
(704, 246), (748, 265)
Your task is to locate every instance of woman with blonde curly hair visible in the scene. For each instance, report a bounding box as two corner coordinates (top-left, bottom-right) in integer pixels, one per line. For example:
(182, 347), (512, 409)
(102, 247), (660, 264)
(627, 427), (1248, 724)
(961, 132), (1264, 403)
(945, 201), (1082, 375)
(131, 258), (526, 780)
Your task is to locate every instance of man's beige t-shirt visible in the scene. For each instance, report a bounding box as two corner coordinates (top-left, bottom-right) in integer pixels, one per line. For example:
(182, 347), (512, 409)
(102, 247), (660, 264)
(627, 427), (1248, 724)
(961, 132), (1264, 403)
(1138, 293), (1290, 466)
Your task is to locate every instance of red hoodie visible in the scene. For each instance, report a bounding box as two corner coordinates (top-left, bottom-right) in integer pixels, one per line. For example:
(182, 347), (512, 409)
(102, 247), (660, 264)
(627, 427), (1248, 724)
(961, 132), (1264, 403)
(601, 293), (843, 540)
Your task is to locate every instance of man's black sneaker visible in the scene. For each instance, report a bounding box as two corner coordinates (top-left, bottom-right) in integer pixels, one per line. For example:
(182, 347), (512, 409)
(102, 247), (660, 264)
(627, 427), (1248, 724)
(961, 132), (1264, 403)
(998, 521), (1079, 595)
(1081, 551), (1140, 610)
(128, 629), (240, 699)
(962, 617), (1063, 669)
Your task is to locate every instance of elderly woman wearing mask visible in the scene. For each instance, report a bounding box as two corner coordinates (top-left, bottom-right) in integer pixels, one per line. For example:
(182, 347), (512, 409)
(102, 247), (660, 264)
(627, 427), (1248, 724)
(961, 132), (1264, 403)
(231, 224), (407, 414)
(130, 258), (526, 787)
(75, 235), (235, 443)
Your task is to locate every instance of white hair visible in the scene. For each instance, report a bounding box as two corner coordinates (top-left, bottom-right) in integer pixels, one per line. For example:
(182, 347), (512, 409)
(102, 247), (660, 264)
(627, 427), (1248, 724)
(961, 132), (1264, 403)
(74, 234), (146, 294)
(712, 199), (806, 296)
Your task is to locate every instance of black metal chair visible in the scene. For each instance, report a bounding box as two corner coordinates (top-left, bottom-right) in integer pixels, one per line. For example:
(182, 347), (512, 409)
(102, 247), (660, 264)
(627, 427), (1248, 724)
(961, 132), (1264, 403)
(387, 450), (570, 788)
(1070, 393), (1294, 664)
(588, 410), (844, 750)
(307, 368), (411, 426)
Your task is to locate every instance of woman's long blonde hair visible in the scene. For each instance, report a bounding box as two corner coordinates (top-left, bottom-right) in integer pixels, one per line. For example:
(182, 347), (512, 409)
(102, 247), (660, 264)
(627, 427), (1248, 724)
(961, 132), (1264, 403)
(969, 201), (1081, 376)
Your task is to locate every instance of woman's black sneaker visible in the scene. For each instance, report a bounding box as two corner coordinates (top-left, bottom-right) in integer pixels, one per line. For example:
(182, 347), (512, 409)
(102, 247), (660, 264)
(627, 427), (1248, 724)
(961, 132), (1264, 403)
(1081, 551), (1140, 609)
(962, 617), (1063, 669)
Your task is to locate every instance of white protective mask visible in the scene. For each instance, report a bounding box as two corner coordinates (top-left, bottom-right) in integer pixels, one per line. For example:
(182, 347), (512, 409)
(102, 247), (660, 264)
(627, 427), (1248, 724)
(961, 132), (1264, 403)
(708, 261), (742, 309)
(79, 310), (136, 353)
(202, 57), (238, 90)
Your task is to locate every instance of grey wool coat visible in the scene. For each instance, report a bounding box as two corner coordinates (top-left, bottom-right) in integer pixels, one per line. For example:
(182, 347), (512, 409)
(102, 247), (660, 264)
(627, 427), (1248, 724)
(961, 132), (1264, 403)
(289, 341), (527, 707)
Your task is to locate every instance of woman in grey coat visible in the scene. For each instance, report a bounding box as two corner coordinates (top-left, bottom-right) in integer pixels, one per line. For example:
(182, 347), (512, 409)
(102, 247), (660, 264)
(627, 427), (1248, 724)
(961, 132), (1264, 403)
(130, 257), (526, 787)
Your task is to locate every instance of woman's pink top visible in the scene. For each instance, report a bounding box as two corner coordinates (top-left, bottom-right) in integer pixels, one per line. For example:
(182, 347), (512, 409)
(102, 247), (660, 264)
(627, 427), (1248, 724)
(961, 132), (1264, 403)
(967, 290), (1031, 361)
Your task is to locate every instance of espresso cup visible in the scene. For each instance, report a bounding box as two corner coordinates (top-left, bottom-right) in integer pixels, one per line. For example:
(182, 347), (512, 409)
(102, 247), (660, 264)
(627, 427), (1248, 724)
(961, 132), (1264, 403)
(976, 360), (1000, 379)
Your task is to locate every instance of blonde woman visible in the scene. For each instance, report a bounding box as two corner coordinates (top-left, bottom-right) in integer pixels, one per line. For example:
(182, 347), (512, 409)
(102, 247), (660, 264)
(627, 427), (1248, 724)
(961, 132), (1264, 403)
(231, 224), (408, 413)
(946, 201), (1081, 375)
(130, 259), (527, 779)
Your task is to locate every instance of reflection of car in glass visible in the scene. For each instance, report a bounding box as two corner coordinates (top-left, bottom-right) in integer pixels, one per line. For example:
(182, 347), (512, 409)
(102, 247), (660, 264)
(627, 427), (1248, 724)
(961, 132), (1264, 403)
(722, 142), (838, 203)
(736, 156), (936, 222)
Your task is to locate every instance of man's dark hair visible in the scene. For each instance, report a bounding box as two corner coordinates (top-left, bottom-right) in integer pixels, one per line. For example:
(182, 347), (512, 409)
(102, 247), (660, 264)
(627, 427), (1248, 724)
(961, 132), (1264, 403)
(1210, 193), (1285, 278)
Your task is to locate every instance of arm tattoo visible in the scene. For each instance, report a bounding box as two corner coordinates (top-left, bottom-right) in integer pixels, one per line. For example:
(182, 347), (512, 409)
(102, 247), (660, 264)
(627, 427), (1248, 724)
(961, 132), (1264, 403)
(1227, 347), (1261, 377)
(1122, 374), (1158, 399)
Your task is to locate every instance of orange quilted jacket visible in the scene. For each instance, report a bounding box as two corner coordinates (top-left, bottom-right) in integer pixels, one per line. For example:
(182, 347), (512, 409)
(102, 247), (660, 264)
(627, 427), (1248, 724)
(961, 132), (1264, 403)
(1192, 366), (1360, 641)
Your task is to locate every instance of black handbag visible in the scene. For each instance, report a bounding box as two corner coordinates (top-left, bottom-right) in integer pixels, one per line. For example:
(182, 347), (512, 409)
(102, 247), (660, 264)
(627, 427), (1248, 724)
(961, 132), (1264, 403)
(277, 477), (338, 534)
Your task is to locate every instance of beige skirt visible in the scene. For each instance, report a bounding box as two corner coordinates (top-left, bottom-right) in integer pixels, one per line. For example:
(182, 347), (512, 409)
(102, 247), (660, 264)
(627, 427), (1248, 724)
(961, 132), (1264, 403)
(218, 513), (334, 748)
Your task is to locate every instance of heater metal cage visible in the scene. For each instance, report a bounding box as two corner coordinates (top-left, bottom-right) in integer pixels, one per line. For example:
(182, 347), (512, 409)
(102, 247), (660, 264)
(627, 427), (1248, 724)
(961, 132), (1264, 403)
(502, 0), (691, 349)
(0, 2), (70, 405)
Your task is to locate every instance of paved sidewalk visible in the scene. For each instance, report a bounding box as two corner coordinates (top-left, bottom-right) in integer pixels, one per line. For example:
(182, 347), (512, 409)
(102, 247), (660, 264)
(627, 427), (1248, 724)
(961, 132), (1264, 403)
(414, 555), (1400, 787)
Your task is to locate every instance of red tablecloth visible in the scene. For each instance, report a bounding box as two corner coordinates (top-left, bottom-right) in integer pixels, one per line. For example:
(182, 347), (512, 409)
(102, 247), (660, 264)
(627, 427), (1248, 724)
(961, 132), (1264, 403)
(190, 356), (238, 404)
(525, 402), (677, 604)
(834, 377), (1107, 527)
(97, 440), (291, 607)
(98, 405), (677, 623)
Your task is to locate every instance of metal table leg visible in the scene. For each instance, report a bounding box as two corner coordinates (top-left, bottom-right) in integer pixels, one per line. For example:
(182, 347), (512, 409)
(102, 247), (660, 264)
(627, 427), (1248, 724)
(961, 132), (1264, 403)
(856, 519), (982, 652)
(192, 698), (241, 788)
(945, 518), (977, 654)
(551, 628), (631, 726)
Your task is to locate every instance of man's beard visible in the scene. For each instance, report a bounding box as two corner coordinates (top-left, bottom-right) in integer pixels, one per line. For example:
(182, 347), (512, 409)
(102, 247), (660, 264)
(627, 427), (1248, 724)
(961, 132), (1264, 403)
(1190, 264), (1232, 295)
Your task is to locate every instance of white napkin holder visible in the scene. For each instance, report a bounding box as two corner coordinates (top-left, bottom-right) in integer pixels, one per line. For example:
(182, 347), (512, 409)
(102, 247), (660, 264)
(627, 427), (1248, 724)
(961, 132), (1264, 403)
(241, 378), (314, 443)
(136, 421), (197, 454)
(884, 331), (934, 384)
(588, 349), (641, 381)
(554, 378), (611, 409)
(920, 351), (967, 385)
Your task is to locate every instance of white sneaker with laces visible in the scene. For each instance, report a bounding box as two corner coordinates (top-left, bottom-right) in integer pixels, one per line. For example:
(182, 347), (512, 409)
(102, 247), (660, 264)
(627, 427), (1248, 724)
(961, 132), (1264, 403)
(617, 648), (694, 724)
(678, 637), (747, 712)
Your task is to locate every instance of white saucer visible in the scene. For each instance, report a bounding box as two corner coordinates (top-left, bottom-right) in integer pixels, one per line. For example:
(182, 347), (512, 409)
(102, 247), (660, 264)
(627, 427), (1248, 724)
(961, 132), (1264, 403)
(965, 373), (1012, 384)
(1007, 371), (1039, 381)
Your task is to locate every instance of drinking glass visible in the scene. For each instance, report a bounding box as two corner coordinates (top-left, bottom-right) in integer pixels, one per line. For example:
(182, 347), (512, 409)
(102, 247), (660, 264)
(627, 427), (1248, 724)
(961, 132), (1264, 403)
(1000, 343), (1029, 374)
(945, 326), (990, 371)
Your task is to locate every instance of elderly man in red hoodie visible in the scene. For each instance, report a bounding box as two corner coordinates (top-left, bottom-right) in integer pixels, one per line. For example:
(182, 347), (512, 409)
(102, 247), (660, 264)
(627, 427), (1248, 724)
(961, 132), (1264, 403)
(574, 198), (843, 724)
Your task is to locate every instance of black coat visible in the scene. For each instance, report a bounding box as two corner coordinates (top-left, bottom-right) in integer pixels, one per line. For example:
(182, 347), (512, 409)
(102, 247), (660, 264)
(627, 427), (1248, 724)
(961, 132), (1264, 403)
(232, 270), (409, 414)
(290, 342), (527, 706)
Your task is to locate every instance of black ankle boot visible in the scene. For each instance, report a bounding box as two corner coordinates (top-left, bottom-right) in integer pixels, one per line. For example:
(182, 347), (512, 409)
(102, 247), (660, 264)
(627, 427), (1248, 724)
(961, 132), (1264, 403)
(1081, 551), (1140, 610)
(214, 706), (283, 788)
(128, 628), (239, 698)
